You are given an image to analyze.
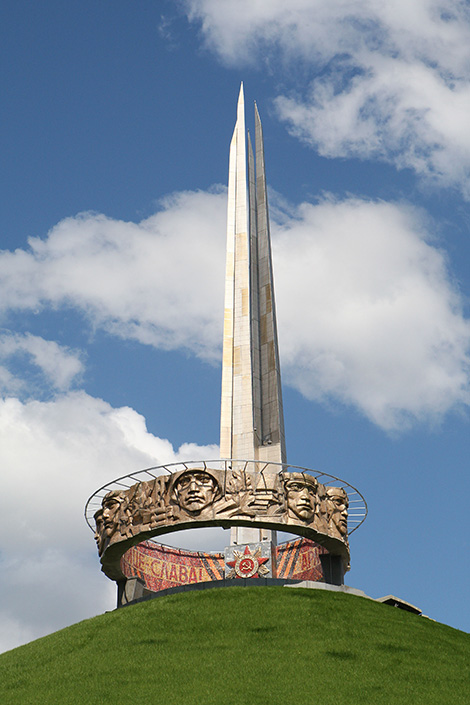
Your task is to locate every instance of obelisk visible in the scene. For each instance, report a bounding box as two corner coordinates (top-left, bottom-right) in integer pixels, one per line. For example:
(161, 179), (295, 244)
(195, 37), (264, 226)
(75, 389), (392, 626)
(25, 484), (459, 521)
(221, 84), (286, 545)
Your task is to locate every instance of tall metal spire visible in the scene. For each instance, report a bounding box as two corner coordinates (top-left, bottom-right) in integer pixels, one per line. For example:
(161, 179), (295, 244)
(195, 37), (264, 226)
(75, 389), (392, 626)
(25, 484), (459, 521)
(220, 85), (286, 544)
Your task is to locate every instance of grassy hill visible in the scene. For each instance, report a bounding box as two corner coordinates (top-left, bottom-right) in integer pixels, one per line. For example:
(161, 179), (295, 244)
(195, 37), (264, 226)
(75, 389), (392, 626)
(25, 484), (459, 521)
(0, 586), (468, 704)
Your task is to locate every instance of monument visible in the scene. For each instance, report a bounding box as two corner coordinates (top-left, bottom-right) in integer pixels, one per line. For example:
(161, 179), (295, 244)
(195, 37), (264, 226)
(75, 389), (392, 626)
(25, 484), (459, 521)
(85, 85), (367, 605)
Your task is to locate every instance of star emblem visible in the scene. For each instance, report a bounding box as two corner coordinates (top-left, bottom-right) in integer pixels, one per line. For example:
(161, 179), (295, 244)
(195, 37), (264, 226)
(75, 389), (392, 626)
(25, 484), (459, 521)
(226, 545), (270, 579)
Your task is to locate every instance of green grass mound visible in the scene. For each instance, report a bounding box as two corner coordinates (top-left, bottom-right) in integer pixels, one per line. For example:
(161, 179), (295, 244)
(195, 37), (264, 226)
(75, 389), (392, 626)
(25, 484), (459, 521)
(0, 587), (468, 704)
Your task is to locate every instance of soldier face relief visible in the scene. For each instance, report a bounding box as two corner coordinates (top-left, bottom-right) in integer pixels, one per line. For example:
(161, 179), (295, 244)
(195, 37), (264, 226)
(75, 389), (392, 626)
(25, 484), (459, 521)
(174, 471), (218, 515)
(93, 509), (105, 551)
(101, 492), (124, 538)
(284, 474), (318, 522)
(326, 488), (349, 536)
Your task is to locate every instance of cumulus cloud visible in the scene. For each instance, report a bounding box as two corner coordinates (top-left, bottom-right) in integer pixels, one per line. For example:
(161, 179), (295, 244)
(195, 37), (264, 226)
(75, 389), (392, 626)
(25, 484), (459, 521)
(0, 189), (469, 430)
(0, 188), (227, 360)
(0, 391), (218, 652)
(185, 0), (470, 193)
(274, 196), (470, 429)
(0, 332), (83, 394)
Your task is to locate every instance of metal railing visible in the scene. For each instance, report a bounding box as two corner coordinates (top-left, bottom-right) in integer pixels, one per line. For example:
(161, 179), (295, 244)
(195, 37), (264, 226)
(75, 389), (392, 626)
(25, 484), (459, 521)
(84, 459), (367, 535)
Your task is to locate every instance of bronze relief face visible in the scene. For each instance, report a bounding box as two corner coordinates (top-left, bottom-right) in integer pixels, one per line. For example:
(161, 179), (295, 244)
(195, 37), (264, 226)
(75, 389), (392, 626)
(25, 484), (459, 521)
(284, 473), (318, 522)
(326, 487), (349, 536)
(93, 509), (104, 551)
(101, 491), (125, 538)
(173, 470), (219, 515)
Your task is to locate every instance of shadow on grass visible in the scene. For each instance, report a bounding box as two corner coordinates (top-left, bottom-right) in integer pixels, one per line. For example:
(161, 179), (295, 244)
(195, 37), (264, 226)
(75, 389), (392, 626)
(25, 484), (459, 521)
(377, 643), (410, 653)
(324, 650), (357, 660)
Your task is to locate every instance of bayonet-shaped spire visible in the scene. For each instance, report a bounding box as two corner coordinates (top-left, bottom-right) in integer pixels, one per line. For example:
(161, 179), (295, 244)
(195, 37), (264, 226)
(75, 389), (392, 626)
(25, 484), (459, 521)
(253, 102), (286, 463)
(220, 84), (286, 476)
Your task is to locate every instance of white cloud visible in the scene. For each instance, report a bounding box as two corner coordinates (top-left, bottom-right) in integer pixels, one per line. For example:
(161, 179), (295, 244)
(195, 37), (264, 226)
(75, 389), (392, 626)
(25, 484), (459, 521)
(185, 0), (470, 193)
(0, 189), (227, 360)
(0, 188), (468, 430)
(273, 196), (470, 429)
(0, 332), (83, 393)
(186, 0), (470, 73)
(276, 56), (470, 196)
(0, 390), (218, 652)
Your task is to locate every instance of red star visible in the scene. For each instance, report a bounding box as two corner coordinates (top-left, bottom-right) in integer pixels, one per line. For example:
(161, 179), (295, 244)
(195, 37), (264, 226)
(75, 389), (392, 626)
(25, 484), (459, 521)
(226, 545), (270, 579)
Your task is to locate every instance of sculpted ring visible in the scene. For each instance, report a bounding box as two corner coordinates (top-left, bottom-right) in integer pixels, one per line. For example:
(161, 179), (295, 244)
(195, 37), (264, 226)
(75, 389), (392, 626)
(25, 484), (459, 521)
(85, 459), (367, 582)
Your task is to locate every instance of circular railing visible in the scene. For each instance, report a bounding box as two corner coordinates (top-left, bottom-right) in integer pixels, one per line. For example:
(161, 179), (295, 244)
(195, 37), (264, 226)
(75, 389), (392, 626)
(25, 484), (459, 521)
(85, 459), (367, 536)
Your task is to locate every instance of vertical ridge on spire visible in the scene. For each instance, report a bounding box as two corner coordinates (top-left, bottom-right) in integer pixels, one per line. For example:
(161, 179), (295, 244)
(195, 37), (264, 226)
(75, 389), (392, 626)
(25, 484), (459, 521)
(254, 102), (286, 465)
(247, 130), (262, 447)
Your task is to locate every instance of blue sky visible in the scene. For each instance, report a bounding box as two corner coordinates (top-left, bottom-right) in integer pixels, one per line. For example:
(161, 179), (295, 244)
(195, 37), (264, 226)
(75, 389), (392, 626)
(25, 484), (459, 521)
(1, 1), (469, 651)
